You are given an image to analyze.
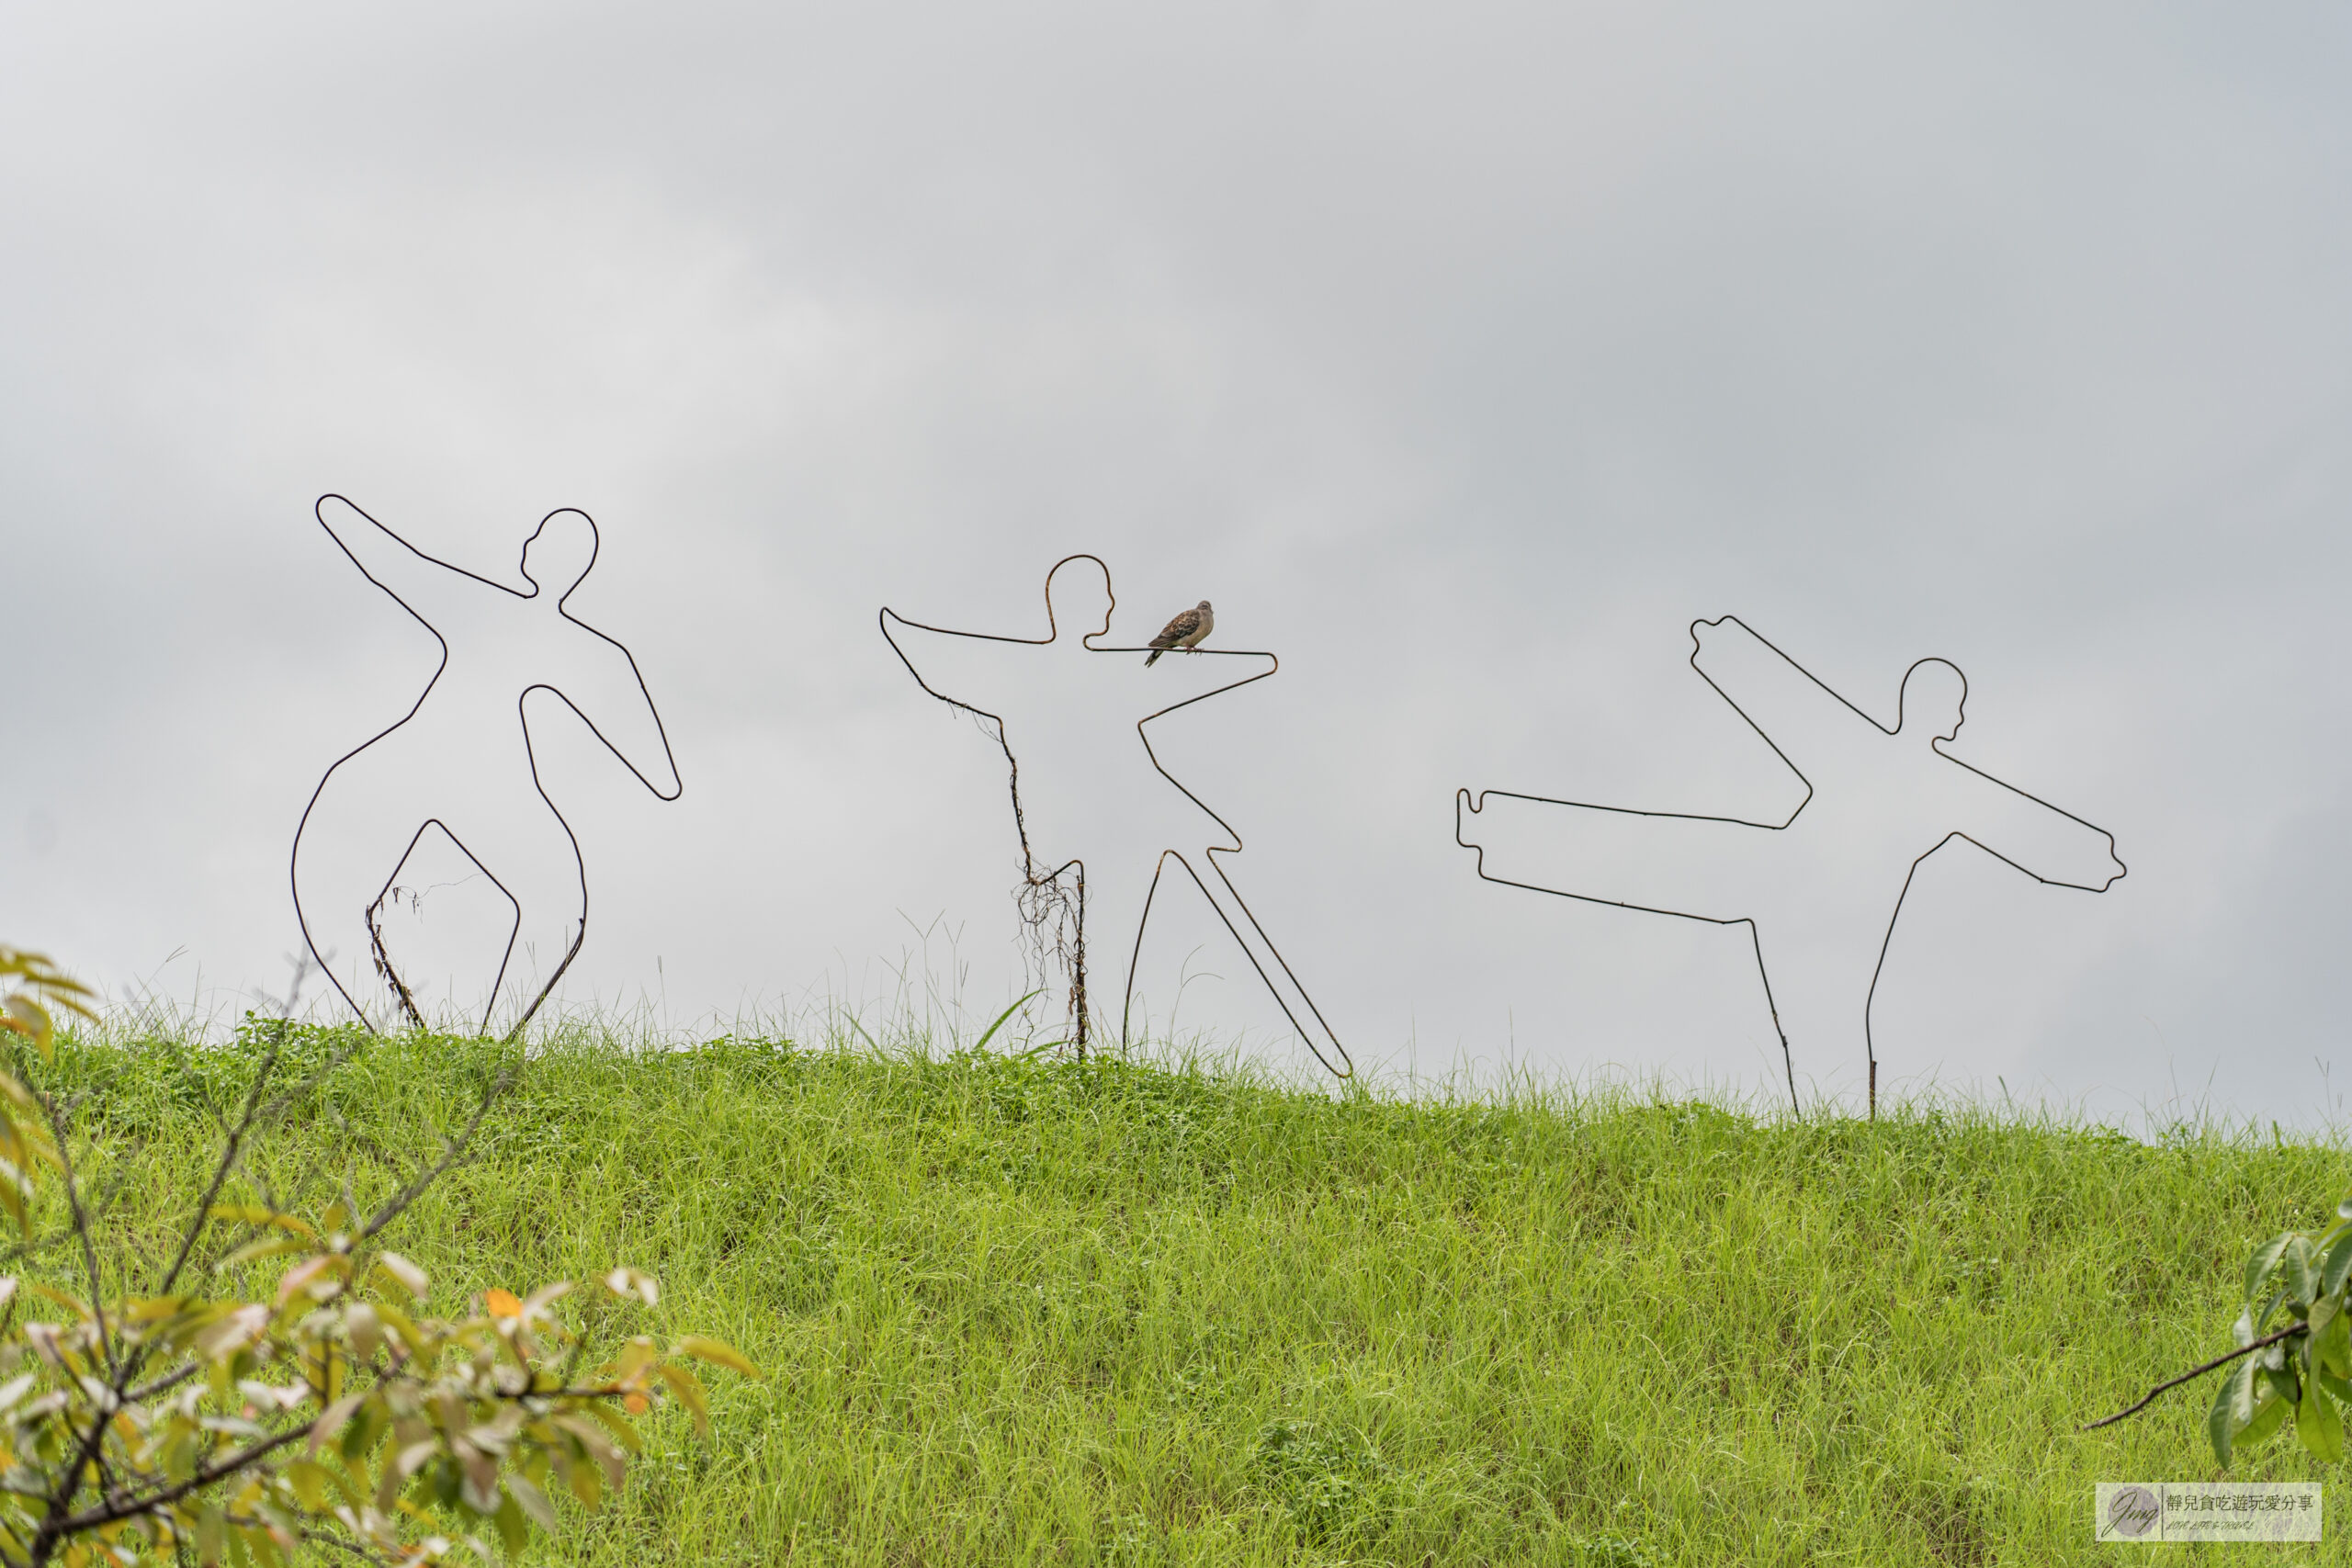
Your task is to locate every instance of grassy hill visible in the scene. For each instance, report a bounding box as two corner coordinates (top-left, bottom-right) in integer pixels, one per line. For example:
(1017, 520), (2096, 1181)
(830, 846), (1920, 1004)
(36, 1020), (2346, 1565)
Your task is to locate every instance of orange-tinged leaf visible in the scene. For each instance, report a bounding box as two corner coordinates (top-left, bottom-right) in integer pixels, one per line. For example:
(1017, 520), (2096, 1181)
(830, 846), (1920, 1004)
(483, 1289), (521, 1321)
(621, 1392), (649, 1415)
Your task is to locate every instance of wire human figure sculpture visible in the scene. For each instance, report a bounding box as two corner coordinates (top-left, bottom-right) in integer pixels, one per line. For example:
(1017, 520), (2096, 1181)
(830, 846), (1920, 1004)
(881, 555), (1351, 1077)
(291, 496), (681, 1037)
(1456, 615), (2124, 1115)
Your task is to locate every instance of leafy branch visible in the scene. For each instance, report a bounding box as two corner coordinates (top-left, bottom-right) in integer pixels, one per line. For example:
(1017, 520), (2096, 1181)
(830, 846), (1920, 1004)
(2088, 1193), (2352, 1466)
(0, 945), (760, 1567)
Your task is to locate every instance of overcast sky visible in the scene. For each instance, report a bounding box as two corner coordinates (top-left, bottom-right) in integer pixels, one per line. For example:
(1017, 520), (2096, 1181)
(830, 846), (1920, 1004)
(6, 3), (2347, 1125)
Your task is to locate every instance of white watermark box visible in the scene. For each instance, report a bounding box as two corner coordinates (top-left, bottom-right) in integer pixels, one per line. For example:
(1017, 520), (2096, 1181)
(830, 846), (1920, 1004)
(2097, 1482), (2321, 1542)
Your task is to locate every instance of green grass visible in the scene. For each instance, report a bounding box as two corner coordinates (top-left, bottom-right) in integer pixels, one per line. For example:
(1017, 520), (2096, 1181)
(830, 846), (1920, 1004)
(27, 1017), (2352, 1565)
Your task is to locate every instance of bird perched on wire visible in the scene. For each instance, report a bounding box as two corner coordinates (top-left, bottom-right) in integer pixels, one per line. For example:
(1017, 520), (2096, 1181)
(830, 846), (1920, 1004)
(1145, 601), (1215, 666)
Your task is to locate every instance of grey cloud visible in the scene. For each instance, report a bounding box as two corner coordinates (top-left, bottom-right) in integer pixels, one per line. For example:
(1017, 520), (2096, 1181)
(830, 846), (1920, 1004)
(3, 2), (2346, 1123)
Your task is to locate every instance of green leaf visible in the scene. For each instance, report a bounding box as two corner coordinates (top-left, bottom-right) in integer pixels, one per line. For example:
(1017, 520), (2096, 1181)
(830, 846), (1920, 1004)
(25, 1279), (89, 1316)
(494, 1489), (529, 1557)
(217, 1235), (307, 1270)
(971, 989), (1044, 1053)
(2286, 1235), (2321, 1304)
(654, 1362), (709, 1436)
(2247, 1234), (2295, 1306)
(373, 1252), (428, 1300)
(344, 1302), (382, 1363)
(209, 1206), (315, 1239)
(506, 1472), (560, 1535)
(282, 1459), (331, 1512)
(577, 1401), (642, 1454)
(2243, 1391), (2290, 1450)
(2311, 1299), (2351, 1380)
(308, 1392), (366, 1456)
(676, 1335), (762, 1380)
(370, 1298), (426, 1356)
(567, 1454), (601, 1509)
(2210, 1362), (2242, 1466)
(2299, 1382), (2345, 1461)
(0, 996), (51, 1060)
(2324, 1231), (2352, 1297)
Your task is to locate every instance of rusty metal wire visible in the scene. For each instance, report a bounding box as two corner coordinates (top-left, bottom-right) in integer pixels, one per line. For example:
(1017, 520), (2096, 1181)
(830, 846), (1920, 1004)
(290, 495), (681, 1039)
(1457, 615), (2124, 1117)
(881, 555), (1352, 1078)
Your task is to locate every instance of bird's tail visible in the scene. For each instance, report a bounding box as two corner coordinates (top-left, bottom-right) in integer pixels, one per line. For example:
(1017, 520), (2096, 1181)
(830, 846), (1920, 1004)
(1145, 649), (1162, 666)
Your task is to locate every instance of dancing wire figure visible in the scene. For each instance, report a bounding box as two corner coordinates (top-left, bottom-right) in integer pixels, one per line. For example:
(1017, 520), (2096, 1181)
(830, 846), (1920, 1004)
(291, 496), (681, 1037)
(1456, 615), (2123, 1112)
(882, 557), (1348, 1075)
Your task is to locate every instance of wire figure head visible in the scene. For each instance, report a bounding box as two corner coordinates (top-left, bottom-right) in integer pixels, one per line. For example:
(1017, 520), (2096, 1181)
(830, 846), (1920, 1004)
(1897, 658), (1967, 743)
(1042, 554), (1115, 644)
(521, 509), (600, 603)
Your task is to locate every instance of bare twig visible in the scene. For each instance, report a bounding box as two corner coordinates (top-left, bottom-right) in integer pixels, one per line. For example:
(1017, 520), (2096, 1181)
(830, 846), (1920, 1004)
(283, 1524), (391, 1565)
(2083, 1323), (2307, 1431)
(46, 1424), (314, 1538)
(36, 1094), (109, 1371)
(153, 1041), (283, 1303)
(356, 1067), (513, 1242)
(122, 1362), (201, 1405)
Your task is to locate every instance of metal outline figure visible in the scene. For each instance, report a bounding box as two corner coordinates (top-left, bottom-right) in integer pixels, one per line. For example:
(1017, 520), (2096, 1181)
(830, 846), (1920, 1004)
(881, 555), (1351, 1078)
(290, 495), (681, 1038)
(1456, 615), (2124, 1116)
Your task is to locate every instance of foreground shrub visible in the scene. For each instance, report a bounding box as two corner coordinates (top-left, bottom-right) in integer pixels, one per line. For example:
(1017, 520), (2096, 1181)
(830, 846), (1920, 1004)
(0, 990), (754, 1567)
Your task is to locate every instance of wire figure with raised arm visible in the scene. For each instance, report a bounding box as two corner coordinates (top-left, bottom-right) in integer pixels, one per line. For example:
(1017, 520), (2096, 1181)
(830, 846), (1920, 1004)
(1456, 615), (2123, 1114)
(290, 495), (681, 1037)
(881, 556), (1349, 1076)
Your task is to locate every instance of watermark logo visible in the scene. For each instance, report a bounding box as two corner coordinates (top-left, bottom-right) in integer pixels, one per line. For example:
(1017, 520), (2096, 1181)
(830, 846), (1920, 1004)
(2096, 1483), (2321, 1542)
(2103, 1485), (2161, 1540)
